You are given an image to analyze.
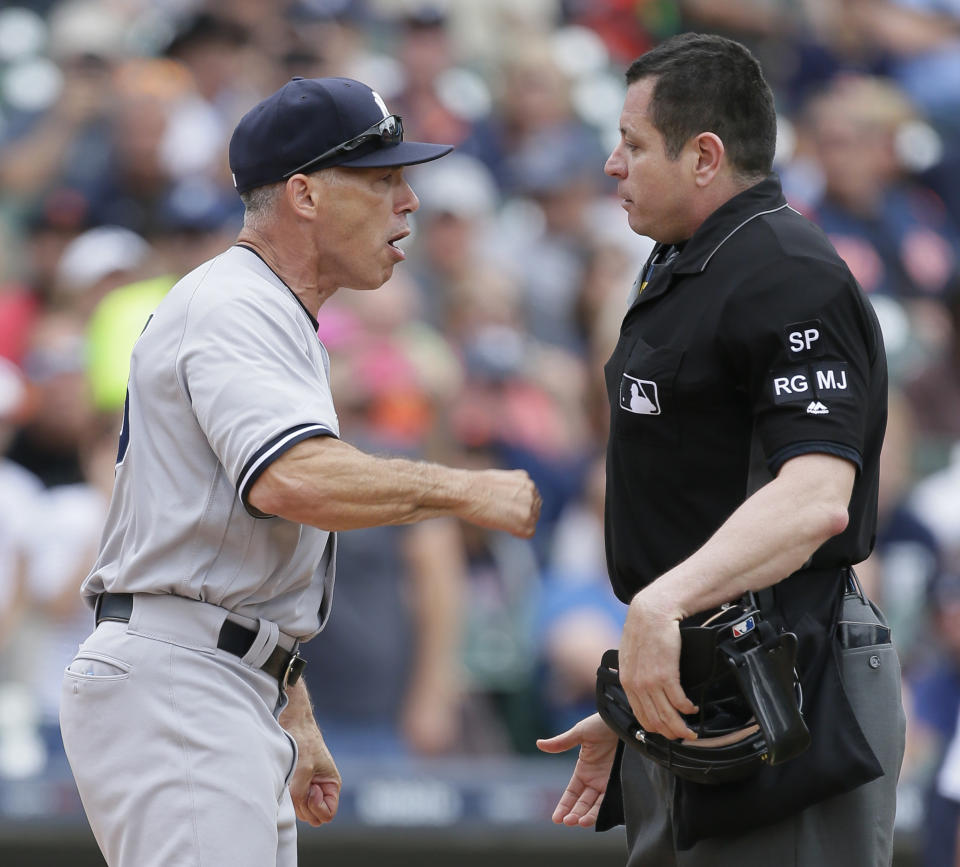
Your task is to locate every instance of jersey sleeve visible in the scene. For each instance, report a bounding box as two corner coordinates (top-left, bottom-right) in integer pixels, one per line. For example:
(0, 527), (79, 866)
(177, 291), (338, 517)
(718, 257), (882, 474)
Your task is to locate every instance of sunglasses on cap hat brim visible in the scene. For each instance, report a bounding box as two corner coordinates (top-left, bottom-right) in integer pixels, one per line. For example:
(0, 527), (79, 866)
(282, 114), (404, 178)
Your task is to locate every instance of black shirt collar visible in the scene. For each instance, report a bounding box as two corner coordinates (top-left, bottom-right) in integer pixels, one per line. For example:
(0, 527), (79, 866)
(669, 174), (789, 276)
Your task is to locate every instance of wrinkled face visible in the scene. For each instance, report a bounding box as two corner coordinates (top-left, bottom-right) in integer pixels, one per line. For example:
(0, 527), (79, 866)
(604, 78), (695, 244)
(312, 165), (420, 291)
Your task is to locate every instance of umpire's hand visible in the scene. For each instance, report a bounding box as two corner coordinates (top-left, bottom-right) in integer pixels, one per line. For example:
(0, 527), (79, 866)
(619, 587), (699, 742)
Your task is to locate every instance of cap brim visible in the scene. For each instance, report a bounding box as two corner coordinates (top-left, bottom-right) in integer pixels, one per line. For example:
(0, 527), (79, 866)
(337, 141), (454, 169)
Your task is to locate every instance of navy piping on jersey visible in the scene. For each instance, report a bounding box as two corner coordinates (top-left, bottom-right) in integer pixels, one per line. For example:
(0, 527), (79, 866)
(234, 243), (319, 331)
(238, 423), (337, 518)
(766, 440), (862, 476)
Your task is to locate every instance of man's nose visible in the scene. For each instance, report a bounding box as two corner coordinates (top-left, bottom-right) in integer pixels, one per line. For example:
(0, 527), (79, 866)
(604, 147), (625, 178)
(399, 180), (419, 214)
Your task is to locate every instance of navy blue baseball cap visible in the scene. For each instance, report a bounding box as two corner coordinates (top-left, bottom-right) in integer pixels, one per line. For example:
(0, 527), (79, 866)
(229, 77), (454, 194)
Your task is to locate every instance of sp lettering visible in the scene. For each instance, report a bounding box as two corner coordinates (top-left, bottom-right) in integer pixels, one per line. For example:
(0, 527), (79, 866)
(783, 320), (824, 358)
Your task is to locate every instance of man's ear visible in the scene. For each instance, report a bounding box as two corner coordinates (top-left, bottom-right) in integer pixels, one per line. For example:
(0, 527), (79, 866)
(692, 132), (725, 187)
(286, 175), (319, 218)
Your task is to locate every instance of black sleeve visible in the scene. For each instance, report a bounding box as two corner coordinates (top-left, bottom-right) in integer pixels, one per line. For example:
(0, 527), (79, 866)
(718, 257), (879, 475)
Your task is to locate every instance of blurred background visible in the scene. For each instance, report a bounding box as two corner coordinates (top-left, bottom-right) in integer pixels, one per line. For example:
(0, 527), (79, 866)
(0, 0), (959, 864)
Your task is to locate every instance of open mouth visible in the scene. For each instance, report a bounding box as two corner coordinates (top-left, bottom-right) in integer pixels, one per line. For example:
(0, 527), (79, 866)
(387, 230), (409, 259)
(388, 228), (410, 247)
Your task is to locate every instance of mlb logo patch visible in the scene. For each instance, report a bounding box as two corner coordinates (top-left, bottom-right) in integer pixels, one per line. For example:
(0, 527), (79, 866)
(732, 616), (756, 638)
(620, 374), (661, 415)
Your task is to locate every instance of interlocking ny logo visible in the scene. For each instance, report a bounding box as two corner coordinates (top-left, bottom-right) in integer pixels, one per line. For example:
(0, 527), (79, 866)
(620, 374), (661, 415)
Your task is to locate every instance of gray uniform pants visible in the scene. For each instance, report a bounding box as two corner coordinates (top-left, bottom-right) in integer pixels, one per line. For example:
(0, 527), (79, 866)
(622, 592), (906, 867)
(59, 594), (300, 867)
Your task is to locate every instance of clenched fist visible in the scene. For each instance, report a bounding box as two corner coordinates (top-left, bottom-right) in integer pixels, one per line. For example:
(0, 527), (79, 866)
(459, 468), (542, 538)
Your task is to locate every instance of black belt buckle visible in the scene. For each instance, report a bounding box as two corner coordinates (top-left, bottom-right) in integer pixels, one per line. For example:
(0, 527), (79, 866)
(283, 651), (306, 689)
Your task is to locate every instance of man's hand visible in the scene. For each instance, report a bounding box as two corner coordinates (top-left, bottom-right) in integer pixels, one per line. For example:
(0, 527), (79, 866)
(536, 713), (619, 827)
(279, 679), (341, 826)
(459, 469), (542, 539)
(619, 587), (698, 741)
(287, 723), (341, 826)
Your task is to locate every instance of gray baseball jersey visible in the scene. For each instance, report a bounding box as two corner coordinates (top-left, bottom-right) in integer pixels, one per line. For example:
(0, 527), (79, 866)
(81, 244), (337, 639)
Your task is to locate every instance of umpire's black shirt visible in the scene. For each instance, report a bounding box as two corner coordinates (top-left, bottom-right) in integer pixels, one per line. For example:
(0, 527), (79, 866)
(603, 175), (887, 604)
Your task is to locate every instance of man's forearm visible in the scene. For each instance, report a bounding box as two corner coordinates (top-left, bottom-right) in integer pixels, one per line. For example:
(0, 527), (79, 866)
(640, 452), (855, 621)
(249, 436), (539, 537)
(279, 677), (316, 733)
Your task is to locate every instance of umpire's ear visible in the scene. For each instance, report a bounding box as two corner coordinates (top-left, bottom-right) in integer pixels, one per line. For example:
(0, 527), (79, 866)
(691, 131), (725, 188)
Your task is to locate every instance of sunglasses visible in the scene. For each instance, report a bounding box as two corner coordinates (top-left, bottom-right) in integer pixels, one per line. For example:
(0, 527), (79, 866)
(282, 114), (404, 178)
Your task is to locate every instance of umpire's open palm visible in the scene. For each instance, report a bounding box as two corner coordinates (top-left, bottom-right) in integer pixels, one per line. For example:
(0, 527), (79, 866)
(536, 713), (619, 828)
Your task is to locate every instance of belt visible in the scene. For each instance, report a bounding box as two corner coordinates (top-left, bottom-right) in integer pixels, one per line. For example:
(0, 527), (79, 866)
(94, 593), (306, 689)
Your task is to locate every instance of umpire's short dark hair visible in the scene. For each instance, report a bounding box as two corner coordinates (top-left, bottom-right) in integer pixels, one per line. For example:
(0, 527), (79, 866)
(626, 33), (777, 179)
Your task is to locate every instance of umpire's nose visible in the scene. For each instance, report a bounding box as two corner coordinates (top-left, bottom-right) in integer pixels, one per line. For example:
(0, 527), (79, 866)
(605, 143), (626, 179)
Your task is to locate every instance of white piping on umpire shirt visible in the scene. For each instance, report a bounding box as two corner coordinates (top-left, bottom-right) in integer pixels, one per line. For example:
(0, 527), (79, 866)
(698, 204), (795, 272)
(237, 423), (336, 510)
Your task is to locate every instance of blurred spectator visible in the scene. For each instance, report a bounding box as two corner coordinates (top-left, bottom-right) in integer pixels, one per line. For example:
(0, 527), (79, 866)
(0, 0), (124, 200)
(796, 75), (960, 304)
(908, 570), (960, 867)
(405, 152), (509, 334)
(385, 5), (504, 179)
(51, 225), (152, 319)
(82, 58), (198, 235)
(5, 310), (93, 487)
(911, 445), (960, 574)
(281, 1), (392, 93)
(3, 188), (91, 308)
(562, 0), (670, 65)
(456, 464), (543, 754)
(20, 410), (116, 763)
(0, 359), (39, 678)
(493, 37), (608, 197)
(905, 279), (960, 460)
(153, 177), (243, 275)
(303, 286), (470, 758)
(162, 10), (258, 136)
(320, 269), (464, 450)
(446, 322), (593, 562)
(496, 122), (610, 351)
(84, 275), (177, 413)
(857, 388), (944, 668)
(536, 452), (625, 733)
(302, 509), (468, 758)
(0, 358), (42, 782)
(846, 0), (960, 126)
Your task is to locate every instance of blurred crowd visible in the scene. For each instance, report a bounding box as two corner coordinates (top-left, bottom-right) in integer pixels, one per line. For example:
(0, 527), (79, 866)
(0, 0), (960, 860)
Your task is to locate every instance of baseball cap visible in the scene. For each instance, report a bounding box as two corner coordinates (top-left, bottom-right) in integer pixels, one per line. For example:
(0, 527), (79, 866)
(229, 77), (454, 194)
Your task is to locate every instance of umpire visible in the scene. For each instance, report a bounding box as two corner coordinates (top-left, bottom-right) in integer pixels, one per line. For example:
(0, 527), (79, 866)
(537, 34), (906, 865)
(59, 77), (541, 867)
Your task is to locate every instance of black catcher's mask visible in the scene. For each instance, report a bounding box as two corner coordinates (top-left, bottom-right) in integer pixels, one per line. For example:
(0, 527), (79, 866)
(596, 602), (811, 785)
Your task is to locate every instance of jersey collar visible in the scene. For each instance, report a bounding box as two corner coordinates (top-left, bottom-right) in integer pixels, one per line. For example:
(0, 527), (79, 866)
(233, 243), (319, 331)
(669, 174), (791, 276)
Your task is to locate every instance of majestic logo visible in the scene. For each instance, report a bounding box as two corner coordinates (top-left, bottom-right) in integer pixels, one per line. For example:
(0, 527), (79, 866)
(732, 616), (756, 638)
(806, 400), (829, 415)
(620, 374), (660, 415)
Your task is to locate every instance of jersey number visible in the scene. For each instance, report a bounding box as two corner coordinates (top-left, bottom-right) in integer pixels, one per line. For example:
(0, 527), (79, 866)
(116, 314), (153, 465)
